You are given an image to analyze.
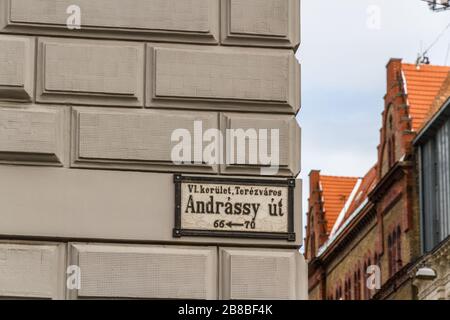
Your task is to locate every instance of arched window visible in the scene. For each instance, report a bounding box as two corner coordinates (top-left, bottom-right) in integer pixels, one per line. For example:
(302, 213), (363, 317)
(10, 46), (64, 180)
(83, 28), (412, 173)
(310, 232), (316, 257)
(344, 277), (352, 300)
(367, 258), (372, 299)
(388, 136), (396, 167)
(354, 267), (361, 300)
(396, 226), (403, 270)
(344, 281), (347, 300)
(363, 261), (367, 300)
(391, 136), (396, 164)
(388, 226), (403, 276)
(386, 112), (396, 167)
(392, 231), (397, 274)
(374, 252), (380, 267)
(388, 139), (392, 165)
(335, 281), (343, 300)
(388, 234), (393, 276)
(363, 257), (373, 300)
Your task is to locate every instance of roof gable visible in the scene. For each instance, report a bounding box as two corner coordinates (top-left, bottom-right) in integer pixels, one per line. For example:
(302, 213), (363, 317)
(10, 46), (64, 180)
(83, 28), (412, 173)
(319, 175), (359, 234)
(332, 165), (377, 233)
(402, 63), (450, 131)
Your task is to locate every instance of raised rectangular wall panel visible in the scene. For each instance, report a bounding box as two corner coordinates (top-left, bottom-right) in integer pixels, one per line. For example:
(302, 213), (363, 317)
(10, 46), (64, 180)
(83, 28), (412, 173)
(220, 247), (307, 300)
(221, 0), (300, 48)
(68, 243), (217, 299)
(0, 242), (66, 299)
(37, 38), (144, 107)
(0, 35), (34, 102)
(0, 166), (303, 247)
(146, 44), (300, 114)
(0, 105), (67, 166)
(1, 0), (219, 44)
(72, 107), (219, 173)
(220, 113), (301, 177)
(0, 1), (6, 30)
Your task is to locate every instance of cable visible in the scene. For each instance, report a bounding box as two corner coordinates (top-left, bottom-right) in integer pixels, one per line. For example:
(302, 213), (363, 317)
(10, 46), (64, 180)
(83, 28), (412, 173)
(423, 21), (450, 56)
(445, 43), (450, 65)
(418, 21), (450, 64)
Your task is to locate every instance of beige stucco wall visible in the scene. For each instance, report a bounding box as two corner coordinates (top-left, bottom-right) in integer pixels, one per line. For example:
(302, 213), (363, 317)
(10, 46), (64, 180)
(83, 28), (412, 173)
(0, 0), (305, 299)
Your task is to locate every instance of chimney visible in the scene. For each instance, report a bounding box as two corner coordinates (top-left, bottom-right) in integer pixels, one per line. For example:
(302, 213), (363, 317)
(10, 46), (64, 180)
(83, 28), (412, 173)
(386, 58), (403, 92)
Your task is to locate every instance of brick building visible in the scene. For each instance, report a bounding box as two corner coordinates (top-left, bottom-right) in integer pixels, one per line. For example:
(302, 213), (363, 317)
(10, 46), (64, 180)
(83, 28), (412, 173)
(306, 59), (450, 300)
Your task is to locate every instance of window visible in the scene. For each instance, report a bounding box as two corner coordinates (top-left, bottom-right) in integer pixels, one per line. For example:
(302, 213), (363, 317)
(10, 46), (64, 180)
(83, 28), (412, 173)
(388, 227), (403, 276)
(367, 258), (372, 299)
(354, 268), (361, 300)
(335, 282), (343, 300)
(391, 136), (396, 165)
(344, 277), (352, 300)
(391, 232), (397, 275)
(364, 258), (372, 300)
(396, 226), (403, 270)
(363, 262), (367, 299)
(388, 136), (396, 167)
(344, 281), (348, 300)
(388, 139), (393, 166)
(387, 113), (396, 167)
(374, 252), (380, 267)
(388, 233), (394, 276)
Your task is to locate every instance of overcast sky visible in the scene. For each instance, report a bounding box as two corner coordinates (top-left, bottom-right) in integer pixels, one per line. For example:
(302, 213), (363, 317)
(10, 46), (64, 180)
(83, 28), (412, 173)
(297, 0), (450, 211)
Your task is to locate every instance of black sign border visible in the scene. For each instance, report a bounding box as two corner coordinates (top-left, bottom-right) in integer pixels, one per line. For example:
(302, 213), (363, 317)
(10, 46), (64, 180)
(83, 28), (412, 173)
(173, 175), (296, 242)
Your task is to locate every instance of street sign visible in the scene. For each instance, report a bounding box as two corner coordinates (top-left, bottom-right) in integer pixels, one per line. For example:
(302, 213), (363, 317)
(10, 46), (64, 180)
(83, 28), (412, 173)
(173, 175), (296, 241)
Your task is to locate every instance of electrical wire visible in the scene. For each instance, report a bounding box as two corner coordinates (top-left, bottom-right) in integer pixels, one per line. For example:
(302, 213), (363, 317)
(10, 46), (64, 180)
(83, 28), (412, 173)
(445, 43), (450, 65)
(418, 21), (450, 64)
(423, 21), (450, 56)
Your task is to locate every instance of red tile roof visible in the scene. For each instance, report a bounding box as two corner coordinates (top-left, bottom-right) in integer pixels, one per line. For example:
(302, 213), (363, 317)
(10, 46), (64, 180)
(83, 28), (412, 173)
(333, 165), (377, 232)
(319, 175), (359, 234)
(313, 62), (450, 248)
(402, 63), (450, 131)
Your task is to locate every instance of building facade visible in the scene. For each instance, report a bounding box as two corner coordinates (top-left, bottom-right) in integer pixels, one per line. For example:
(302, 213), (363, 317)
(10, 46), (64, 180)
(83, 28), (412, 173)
(306, 59), (450, 300)
(0, 1), (306, 300)
(411, 92), (450, 300)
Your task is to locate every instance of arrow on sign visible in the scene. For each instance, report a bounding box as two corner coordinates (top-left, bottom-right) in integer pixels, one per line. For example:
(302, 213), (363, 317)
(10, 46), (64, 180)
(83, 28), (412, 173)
(227, 222), (244, 228)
